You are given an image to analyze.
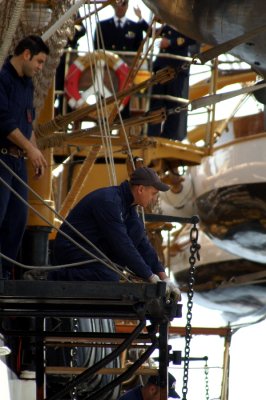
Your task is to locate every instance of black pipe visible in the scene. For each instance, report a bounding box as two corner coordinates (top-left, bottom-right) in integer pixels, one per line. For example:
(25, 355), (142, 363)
(145, 213), (200, 225)
(83, 329), (159, 400)
(45, 319), (146, 400)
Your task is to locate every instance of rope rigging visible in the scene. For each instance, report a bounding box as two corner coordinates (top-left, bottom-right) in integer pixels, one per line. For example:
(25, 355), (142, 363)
(3, 3), (263, 400)
(0, 3), (204, 285)
(35, 66), (175, 146)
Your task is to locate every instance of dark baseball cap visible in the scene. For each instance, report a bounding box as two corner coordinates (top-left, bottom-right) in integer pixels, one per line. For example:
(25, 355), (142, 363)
(130, 167), (170, 192)
(148, 372), (180, 398)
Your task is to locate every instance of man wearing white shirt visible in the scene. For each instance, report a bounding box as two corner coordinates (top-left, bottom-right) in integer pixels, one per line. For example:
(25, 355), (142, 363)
(93, 0), (148, 53)
(93, 1), (149, 117)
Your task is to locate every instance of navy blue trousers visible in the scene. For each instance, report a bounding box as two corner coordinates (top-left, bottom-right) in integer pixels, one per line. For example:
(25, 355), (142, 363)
(48, 237), (120, 282)
(48, 262), (119, 282)
(147, 70), (190, 140)
(0, 155), (28, 279)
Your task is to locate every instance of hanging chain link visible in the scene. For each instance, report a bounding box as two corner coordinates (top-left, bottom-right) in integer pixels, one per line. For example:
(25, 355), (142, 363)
(182, 217), (201, 400)
(70, 317), (79, 400)
(204, 357), (210, 400)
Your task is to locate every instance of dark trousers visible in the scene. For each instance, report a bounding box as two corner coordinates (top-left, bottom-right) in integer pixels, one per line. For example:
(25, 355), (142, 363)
(48, 262), (119, 282)
(147, 70), (189, 140)
(0, 155), (28, 279)
(48, 238), (120, 282)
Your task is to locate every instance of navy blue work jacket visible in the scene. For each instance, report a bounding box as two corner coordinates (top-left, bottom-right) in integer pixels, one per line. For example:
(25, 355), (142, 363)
(0, 59), (34, 147)
(53, 181), (165, 281)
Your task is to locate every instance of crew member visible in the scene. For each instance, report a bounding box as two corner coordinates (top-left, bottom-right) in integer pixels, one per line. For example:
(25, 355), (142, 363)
(49, 167), (181, 301)
(118, 372), (180, 399)
(147, 25), (196, 140)
(93, 0), (148, 54)
(93, 0), (149, 118)
(0, 35), (49, 279)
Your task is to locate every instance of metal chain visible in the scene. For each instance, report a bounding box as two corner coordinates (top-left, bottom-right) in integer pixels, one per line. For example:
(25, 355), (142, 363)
(204, 357), (210, 400)
(70, 317), (79, 400)
(182, 217), (200, 400)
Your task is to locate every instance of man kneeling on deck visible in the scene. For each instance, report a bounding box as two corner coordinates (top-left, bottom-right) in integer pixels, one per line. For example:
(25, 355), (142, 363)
(48, 167), (180, 300)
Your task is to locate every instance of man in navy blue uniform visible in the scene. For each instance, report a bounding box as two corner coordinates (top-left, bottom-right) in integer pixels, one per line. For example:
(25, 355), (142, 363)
(118, 372), (180, 400)
(147, 25), (196, 141)
(0, 35), (49, 279)
(93, 0), (148, 54)
(93, 0), (149, 118)
(49, 167), (181, 300)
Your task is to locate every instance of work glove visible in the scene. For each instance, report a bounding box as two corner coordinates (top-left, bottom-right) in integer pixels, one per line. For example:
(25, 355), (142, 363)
(148, 275), (181, 301)
(162, 277), (181, 301)
(148, 274), (161, 284)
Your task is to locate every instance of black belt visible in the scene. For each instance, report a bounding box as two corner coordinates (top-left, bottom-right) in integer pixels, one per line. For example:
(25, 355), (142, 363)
(0, 147), (25, 158)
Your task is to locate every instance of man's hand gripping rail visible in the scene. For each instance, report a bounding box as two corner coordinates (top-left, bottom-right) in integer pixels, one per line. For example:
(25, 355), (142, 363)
(148, 274), (181, 301)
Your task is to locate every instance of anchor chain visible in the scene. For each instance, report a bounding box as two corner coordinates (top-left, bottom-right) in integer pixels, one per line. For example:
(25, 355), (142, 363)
(70, 317), (79, 400)
(204, 357), (210, 400)
(182, 217), (200, 400)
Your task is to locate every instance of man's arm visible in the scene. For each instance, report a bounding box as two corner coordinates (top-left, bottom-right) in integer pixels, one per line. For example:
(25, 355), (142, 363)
(93, 198), (181, 299)
(137, 226), (181, 300)
(0, 76), (47, 177)
(7, 128), (47, 177)
(137, 234), (165, 274)
(93, 200), (154, 280)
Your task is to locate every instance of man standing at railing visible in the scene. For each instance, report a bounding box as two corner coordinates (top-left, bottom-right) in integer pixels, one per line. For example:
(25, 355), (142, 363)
(94, 1), (148, 55)
(93, 0), (149, 117)
(147, 25), (197, 141)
